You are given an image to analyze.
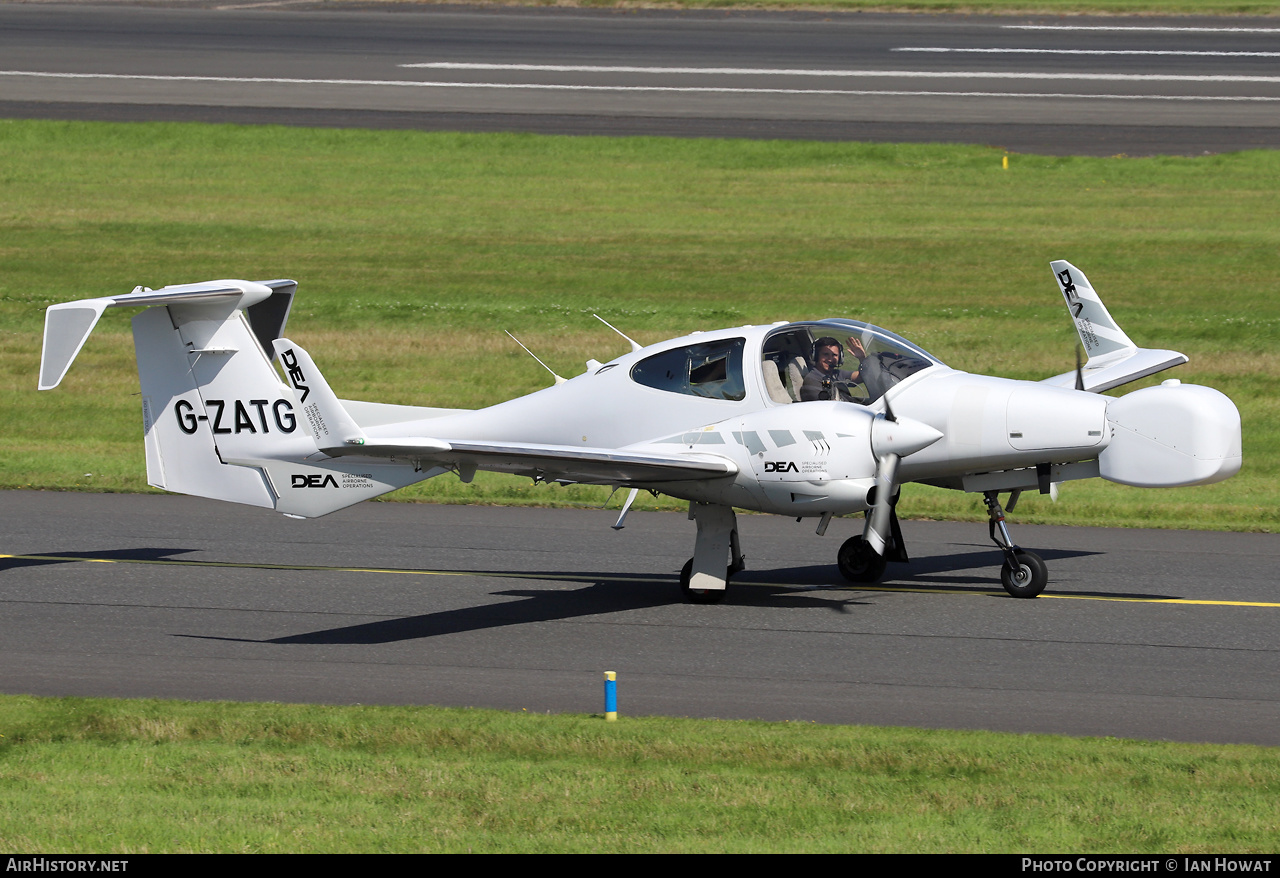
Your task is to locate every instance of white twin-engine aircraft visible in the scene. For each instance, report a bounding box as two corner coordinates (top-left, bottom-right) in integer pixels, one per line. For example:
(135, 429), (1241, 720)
(39, 261), (1241, 603)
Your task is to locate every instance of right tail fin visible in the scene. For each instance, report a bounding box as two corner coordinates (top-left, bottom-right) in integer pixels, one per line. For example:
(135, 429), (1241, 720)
(1043, 261), (1188, 393)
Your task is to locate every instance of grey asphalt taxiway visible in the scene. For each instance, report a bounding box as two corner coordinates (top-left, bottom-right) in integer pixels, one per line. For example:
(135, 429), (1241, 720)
(2, 491), (1276, 745)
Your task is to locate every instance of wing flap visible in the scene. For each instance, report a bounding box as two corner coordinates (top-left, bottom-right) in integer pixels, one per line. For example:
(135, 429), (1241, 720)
(325, 438), (737, 485)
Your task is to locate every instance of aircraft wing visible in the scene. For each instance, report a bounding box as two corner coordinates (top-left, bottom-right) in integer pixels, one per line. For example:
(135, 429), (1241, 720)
(327, 438), (739, 486)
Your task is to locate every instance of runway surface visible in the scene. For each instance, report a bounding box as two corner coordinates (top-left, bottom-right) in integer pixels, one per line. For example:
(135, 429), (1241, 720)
(2, 2), (1280, 153)
(2, 491), (1277, 745)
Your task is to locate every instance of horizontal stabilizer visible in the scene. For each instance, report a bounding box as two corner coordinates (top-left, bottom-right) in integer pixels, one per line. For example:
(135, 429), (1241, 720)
(1042, 347), (1188, 394)
(40, 279), (295, 390)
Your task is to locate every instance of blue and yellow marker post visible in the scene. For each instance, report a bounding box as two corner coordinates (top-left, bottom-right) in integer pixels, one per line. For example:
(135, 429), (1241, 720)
(604, 671), (617, 721)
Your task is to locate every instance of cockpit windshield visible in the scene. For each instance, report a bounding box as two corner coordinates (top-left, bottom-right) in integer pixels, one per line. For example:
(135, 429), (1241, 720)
(761, 320), (942, 406)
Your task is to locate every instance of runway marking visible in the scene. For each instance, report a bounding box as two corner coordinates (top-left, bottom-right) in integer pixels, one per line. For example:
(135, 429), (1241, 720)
(811, 580), (1280, 606)
(895, 48), (1280, 57)
(5, 553), (1279, 608)
(216, 1), (321, 8)
(1003, 25), (1280, 33)
(3, 71), (1278, 103)
(398, 62), (1280, 84)
(0, 553), (639, 584)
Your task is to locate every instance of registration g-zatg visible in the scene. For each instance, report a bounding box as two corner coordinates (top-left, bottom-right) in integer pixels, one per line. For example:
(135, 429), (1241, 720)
(173, 398), (297, 435)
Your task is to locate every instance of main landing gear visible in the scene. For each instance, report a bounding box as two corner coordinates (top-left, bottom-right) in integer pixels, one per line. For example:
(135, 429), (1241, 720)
(679, 502), (745, 604)
(832, 491), (1047, 598)
(985, 490), (1047, 598)
(680, 492), (1048, 603)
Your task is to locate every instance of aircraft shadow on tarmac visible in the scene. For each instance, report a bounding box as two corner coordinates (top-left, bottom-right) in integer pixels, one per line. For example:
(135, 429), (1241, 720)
(175, 544), (1186, 648)
(2, 546), (1181, 648)
(0, 547), (199, 571)
(201, 576), (880, 646)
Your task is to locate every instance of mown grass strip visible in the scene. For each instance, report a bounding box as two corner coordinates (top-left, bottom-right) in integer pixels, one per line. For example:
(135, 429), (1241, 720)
(0, 694), (1277, 853)
(1, 121), (1276, 530)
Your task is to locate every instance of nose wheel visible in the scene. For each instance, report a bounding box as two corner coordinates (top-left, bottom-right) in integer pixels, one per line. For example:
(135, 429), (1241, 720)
(836, 535), (888, 583)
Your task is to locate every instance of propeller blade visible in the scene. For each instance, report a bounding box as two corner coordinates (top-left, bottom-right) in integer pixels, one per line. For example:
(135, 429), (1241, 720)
(864, 451), (900, 555)
(863, 410), (942, 557)
(1075, 344), (1085, 392)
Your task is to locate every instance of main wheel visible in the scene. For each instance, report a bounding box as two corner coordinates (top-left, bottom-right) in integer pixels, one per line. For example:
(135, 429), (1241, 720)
(1000, 549), (1047, 598)
(680, 558), (729, 604)
(837, 536), (888, 584)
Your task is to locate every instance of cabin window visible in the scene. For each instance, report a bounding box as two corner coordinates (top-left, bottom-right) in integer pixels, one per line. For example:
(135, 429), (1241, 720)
(631, 338), (746, 401)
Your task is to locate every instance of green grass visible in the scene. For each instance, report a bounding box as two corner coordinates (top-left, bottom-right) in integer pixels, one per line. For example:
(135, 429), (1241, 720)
(1, 121), (1277, 530)
(1, 694), (1276, 853)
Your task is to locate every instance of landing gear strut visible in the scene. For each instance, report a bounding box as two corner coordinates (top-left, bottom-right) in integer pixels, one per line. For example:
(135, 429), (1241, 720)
(984, 490), (1047, 598)
(679, 502), (745, 604)
(837, 498), (907, 585)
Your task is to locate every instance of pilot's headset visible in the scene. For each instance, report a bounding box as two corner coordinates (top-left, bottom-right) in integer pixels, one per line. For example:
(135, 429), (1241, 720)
(810, 337), (844, 368)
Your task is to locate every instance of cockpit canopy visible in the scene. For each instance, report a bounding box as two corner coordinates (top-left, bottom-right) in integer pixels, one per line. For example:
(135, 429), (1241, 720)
(626, 319), (942, 407)
(761, 320), (942, 405)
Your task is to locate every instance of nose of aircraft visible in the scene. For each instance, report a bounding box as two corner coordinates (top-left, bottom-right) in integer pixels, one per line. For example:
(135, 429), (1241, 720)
(870, 412), (944, 459)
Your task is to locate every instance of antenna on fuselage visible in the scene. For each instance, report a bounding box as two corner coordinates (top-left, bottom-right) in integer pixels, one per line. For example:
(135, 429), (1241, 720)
(505, 331), (566, 385)
(594, 314), (642, 353)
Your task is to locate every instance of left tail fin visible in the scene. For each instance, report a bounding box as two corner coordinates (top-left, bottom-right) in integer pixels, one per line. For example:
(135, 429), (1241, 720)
(42, 280), (300, 509)
(40, 280), (439, 517)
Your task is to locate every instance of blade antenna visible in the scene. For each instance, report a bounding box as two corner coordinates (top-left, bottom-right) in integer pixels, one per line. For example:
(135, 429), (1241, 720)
(594, 314), (642, 353)
(505, 331), (566, 385)
(611, 488), (641, 530)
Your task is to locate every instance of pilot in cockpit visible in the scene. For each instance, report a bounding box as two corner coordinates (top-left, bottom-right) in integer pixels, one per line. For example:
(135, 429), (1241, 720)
(800, 336), (868, 402)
